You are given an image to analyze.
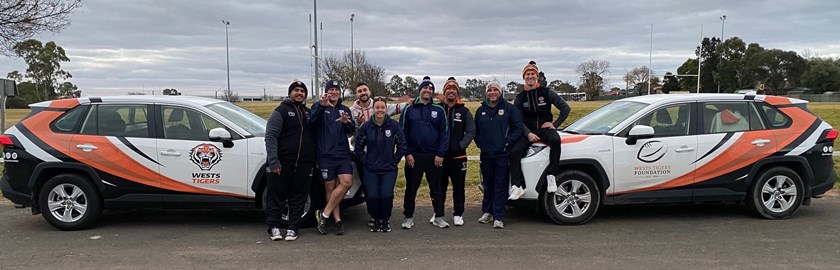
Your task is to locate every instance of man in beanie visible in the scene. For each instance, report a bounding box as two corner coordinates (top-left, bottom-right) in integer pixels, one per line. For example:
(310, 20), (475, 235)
(264, 80), (316, 241)
(312, 80), (356, 236)
(474, 80), (523, 228)
(510, 61), (571, 200)
(429, 77), (474, 226)
(399, 76), (450, 229)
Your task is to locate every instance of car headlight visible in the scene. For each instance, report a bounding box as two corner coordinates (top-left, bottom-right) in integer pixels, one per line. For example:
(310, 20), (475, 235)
(525, 145), (547, 158)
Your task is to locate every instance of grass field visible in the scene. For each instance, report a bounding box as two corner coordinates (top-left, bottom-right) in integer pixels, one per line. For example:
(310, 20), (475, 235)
(1, 100), (838, 207)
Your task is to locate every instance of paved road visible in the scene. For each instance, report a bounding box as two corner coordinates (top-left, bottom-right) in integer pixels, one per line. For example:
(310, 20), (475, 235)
(2, 196), (840, 269)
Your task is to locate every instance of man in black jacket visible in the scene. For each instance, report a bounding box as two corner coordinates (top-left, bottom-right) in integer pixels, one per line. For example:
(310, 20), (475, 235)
(264, 80), (316, 241)
(509, 61), (571, 200)
(432, 77), (475, 226)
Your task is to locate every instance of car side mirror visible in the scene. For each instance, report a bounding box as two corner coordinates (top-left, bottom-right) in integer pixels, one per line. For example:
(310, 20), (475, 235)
(626, 125), (655, 145)
(209, 128), (234, 148)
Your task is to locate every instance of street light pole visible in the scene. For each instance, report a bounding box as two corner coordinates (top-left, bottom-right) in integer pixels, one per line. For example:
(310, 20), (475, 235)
(717, 15), (726, 93)
(222, 20), (231, 100)
(313, 0), (320, 98)
(350, 13), (355, 85)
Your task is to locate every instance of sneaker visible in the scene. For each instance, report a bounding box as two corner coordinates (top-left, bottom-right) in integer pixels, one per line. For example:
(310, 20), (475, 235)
(432, 217), (450, 228)
(381, 220), (392, 232)
(453, 216), (464, 226)
(478, 183), (485, 193)
(335, 221), (345, 235)
(478, 213), (493, 224)
(269, 227), (283, 241)
(429, 214), (436, 224)
(368, 218), (375, 227)
(401, 217), (414, 229)
(493, 220), (504, 229)
(284, 230), (298, 241)
(546, 175), (558, 193)
(371, 220), (381, 232)
(508, 185), (525, 200)
(316, 210), (328, 235)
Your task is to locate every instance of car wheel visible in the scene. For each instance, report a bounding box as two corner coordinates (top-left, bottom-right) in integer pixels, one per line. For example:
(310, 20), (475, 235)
(747, 167), (804, 219)
(37, 174), (102, 230)
(541, 170), (601, 225)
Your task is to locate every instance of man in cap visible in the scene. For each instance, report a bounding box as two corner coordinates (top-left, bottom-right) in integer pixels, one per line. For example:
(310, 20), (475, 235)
(399, 76), (450, 229)
(509, 61), (571, 200)
(312, 80), (356, 235)
(264, 80), (316, 241)
(430, 77), (474, 226)
(474, 80), (523, 229)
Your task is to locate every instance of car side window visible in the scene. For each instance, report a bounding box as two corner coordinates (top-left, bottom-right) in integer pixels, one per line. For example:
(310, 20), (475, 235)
(758, 103), (791, 128)
(702, 102), (753, 134)
(747, 103), (765, 130)
(633, 103), (691, 137)
(79, 105), (151, 137)
(161, 106), (235, 141)
(51, 106), (87, 133)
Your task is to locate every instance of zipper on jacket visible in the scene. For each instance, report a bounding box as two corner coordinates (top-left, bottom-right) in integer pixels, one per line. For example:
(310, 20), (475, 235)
(295, 104), (304, 167)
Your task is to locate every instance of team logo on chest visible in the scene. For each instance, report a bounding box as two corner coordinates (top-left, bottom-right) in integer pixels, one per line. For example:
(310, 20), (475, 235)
(538, 96), (546, 106)
(454, 112), (462, 122)
(498, 109), (505, 116)
(523, 102), (530, 108)
(431, 111), (438, 118)
(385, 130), (392, 137)
(190, 143), (223, 171)
(288, 111), (296, 117)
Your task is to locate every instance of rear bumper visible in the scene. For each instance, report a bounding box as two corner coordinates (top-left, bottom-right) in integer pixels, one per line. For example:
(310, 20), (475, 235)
(811, 167), (836, 197)
(1, 175), (33, 207)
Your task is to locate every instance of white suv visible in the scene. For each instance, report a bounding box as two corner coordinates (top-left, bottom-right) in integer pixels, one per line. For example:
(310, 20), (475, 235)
(1, 96), (363, 230)
(515, 93), (836, 224)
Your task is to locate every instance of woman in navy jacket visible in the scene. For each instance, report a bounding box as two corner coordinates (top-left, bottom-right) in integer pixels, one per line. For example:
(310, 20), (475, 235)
(354, 97), (408, 232)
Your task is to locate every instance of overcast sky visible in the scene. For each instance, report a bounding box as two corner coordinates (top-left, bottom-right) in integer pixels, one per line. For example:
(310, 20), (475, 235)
(1, 0), (838, 97)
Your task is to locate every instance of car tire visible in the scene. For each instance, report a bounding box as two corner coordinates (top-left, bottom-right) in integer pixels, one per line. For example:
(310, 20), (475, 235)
(541, 170), (601, 225)
(37, 174), (103, 231)
(746, 167), (804, 219)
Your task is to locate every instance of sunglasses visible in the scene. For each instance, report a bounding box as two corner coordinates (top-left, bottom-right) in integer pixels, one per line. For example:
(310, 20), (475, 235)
(373, 96), (389, 103)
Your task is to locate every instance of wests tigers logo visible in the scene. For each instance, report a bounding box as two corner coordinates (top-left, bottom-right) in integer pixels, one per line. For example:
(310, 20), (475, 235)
(190, 144), (223, 171)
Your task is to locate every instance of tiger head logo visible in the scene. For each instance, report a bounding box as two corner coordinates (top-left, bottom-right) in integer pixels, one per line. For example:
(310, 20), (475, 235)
(190, 144), (223, 171)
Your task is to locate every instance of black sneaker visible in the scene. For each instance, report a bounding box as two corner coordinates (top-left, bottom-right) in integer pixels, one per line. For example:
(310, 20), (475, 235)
(370, 220), (381, 232)
(335, 221), (345, 235)
(316, 210), (328, 235)
(381, 220), (391, 232)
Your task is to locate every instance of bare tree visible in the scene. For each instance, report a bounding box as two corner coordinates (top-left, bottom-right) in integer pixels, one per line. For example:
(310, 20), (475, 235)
(221, 91), (240, 103)
(0, 0), (82, 56)
(576, 59), (611, 98)
(623, 66), (653, 95)
(321, 50), (388, 98)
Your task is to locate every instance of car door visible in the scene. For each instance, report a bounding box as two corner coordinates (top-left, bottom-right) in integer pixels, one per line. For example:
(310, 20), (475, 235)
(692, 101), (777, 201)
(611, 102), (697, 203)
(154, 104), (249, 205)
(69, 104), (161, 205)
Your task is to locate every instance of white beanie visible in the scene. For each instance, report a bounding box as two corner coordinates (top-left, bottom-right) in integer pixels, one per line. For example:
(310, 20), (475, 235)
(486, 80), (502, 92)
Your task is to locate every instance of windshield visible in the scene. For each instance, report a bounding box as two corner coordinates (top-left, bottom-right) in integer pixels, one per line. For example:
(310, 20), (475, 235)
(564, 101), (648, 134)
(205, 102), (267, 137)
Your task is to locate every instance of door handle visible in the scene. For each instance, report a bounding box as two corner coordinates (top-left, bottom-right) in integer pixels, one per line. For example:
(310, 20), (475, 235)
(159, 150), (181, 157)
(75, 144), (98, 152)
(751, 139), (771, 146)
(675, 146), (695, 153)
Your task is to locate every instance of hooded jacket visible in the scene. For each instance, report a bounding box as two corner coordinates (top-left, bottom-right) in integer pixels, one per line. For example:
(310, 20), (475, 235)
(439, 101), (475, 159)
(310, 100), (356, 159)
(353, 116), (408, 173)
(265, 99), (316, 169)
(513, 86), (571, 134)
(350, 99), (409, 128)
(399, 97), (449, 157)
(475, 99), (523, 157)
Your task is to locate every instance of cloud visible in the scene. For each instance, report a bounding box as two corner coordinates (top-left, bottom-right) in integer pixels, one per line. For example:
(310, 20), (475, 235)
(1, 0), (837, 96)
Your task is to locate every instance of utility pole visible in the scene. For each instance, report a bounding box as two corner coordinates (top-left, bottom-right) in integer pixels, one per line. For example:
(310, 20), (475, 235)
(313, 0), (320, 98)
(222, 20), (231, 100)
(717, 15), (726, 93)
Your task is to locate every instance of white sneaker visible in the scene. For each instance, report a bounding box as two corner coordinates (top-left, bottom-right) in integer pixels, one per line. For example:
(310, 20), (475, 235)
(478, 183), (485, 193)
(432, 217), (450, 228)
(453, 216), (464, 226)
(429, 214), (436, 224)
(546, 175), (558, 193)
(508, 185), (525, 200)
(478, 213), (493, 224)
(493, 220), (504, 229)
(401, 217), (414, 229)
(269, 227), (283, 241)
(284, 230), (298, 241)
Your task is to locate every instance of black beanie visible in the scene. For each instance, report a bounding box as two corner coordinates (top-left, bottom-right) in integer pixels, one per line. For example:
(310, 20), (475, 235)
(417, 76), (434, 93)
(288, 80), (308, 98)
